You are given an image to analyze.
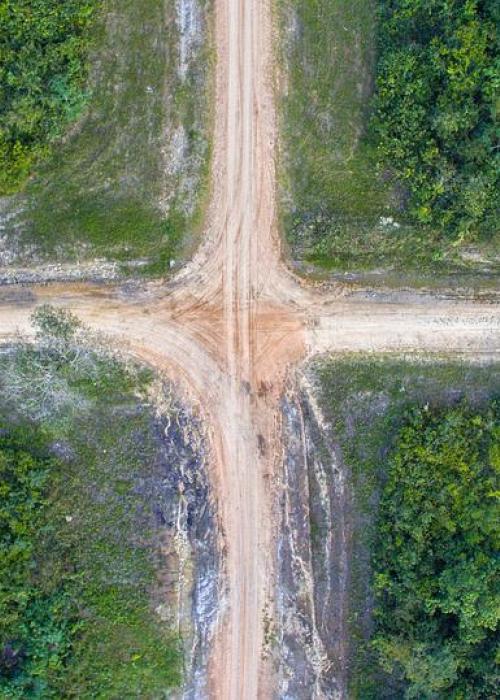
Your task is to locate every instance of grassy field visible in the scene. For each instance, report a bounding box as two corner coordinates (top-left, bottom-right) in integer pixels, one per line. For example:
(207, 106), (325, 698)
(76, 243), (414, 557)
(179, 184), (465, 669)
(276, 0), (498, 277)
(0, 308), (193, 697)
(0, 0), (213, 275)
(312, 356), (500, 697)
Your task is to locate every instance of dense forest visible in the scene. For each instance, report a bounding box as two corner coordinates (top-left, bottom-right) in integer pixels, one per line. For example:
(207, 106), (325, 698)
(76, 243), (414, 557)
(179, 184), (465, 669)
(373, 403), (499, 698)
(0, 425), (76, 696)
(0, 1), (99, 194)
(373, 0), (499, 241)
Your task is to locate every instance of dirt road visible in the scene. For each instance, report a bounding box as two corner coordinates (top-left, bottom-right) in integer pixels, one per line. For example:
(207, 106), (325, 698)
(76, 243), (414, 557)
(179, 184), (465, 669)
(0, 0), (499, 696)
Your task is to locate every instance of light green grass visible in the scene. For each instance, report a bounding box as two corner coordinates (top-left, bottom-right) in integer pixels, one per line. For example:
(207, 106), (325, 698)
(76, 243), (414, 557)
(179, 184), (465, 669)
(2, 0), (213, 274)
(312, 356), (500, 697)
(277, 0), (498, 276)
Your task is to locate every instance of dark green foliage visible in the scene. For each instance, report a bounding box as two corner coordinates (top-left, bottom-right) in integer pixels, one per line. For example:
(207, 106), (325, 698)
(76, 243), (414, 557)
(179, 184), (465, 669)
(373, 403), (500, 698)
(314, 358), (500, 697)
(0, 424), (76, 698)
(0, 0), (99, 193)
(373, 0), (499, 240)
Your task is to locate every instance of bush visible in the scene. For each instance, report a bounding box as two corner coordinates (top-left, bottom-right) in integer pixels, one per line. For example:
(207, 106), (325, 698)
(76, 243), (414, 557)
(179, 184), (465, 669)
(0, 424), (76, 698)
(372, 0), (499, 241)
(0, 0), (99, 193)
(373, 403), (499, 698)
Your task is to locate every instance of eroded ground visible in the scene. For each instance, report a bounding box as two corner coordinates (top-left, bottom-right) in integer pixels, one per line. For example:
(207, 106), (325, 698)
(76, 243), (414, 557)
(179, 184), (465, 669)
(278, 358), (499, 698)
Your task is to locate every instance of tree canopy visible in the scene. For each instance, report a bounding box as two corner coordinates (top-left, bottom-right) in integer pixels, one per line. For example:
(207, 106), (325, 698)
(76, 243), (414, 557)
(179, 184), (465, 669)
(373, 402), (499, 698)
(373, 0), (499, 241)
(0, 0), (99, 193)
(0, 424), (76, 697)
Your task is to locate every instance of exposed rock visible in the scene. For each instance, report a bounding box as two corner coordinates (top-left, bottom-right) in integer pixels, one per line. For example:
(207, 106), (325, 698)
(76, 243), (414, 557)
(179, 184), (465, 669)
(151, 385), (220, 699)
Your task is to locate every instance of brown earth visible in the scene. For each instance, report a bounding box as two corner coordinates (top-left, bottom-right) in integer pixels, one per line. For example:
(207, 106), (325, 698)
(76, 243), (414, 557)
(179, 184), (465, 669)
(0, 0), (498, 696)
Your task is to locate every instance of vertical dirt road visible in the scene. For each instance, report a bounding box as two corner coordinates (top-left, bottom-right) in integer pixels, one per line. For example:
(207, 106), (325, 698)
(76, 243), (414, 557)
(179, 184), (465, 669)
(199, 0), (297, 695)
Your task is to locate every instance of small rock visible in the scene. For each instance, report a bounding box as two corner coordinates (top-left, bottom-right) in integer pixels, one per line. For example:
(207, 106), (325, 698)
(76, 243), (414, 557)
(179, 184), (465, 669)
(379, 215), (400, 229)
(155, 603), (171, 622)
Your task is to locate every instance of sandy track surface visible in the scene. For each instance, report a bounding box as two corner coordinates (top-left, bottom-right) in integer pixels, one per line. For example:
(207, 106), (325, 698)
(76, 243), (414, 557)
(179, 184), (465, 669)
(0, 0), (499, 697)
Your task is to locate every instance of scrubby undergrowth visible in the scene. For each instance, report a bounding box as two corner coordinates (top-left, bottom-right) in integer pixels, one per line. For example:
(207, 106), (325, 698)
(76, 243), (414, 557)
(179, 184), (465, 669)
(0, 307), (183, 698)
(0, 0), (213, 274)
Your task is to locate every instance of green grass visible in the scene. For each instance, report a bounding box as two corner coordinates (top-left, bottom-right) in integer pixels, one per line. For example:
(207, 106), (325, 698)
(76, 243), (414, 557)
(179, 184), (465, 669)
(277, 0), (499, 277)
(312, 356), (500, 697)
(0, 309), (185, 697)
(1, 0), (213, 273)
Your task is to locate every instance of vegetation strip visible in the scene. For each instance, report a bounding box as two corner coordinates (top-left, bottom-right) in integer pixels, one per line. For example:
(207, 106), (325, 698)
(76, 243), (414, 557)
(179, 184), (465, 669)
(373, 0), (498, 241)
(0, 308), (184, 698)
(277, 0), (499, 275)
(313, 357), (499, 698)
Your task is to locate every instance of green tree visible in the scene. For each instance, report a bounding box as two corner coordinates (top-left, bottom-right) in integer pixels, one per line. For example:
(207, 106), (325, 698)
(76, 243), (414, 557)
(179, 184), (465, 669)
(0, 0), (100, 193)
(0, 424), (76, 698)
(373, 403), (499, 698)
(373, 0), (499, 240)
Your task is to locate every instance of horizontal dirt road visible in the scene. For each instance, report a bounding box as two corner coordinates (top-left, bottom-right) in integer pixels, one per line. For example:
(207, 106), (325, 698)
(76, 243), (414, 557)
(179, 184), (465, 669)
(0, 0), (498, 696)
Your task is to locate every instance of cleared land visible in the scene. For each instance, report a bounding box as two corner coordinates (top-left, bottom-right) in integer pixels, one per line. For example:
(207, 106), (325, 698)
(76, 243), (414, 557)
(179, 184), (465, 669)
(0, 0), (212, 274)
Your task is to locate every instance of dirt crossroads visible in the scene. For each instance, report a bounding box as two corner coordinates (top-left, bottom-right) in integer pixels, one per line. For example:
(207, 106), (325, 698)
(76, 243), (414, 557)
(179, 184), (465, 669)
(0, 0), (498, 697)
